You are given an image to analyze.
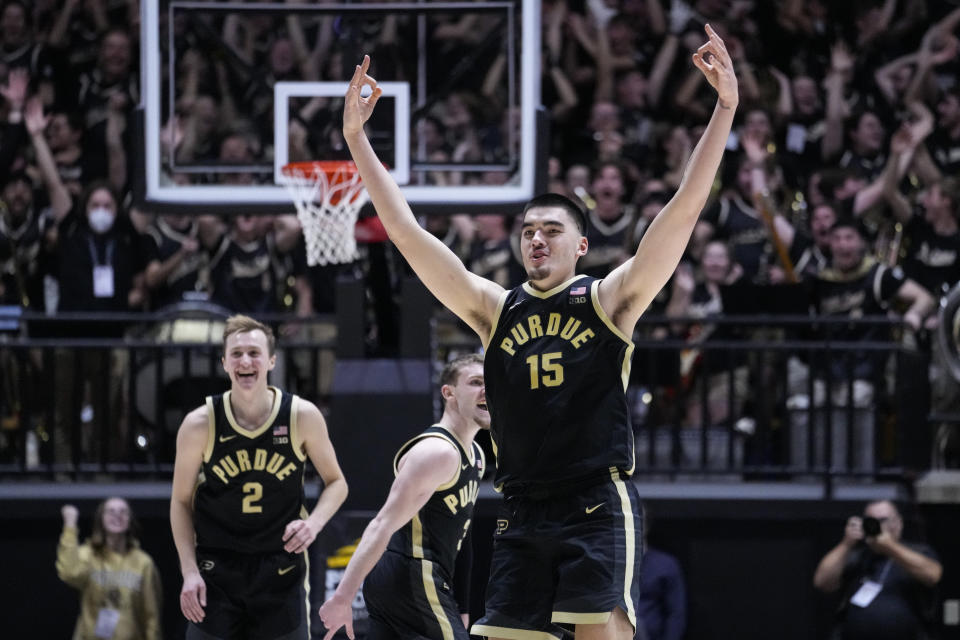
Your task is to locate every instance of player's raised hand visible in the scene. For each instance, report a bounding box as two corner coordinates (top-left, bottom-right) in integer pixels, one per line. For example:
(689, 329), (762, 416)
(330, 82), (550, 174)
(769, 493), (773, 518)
(319, 594), (355, 640)
(343, 55), (383, 137)
(691, 24), (739, 110)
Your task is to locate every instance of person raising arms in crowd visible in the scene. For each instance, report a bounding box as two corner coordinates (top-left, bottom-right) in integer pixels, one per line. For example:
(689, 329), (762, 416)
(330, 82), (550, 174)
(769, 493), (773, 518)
(57, 498), (162, 640)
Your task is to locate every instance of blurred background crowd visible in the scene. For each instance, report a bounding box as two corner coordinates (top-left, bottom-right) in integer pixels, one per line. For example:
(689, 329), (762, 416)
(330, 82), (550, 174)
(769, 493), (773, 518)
(2, 0), (960, 471)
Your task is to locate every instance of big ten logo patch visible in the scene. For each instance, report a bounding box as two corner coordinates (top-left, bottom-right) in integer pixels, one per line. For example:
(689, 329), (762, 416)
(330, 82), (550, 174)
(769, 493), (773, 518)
(568, 285), (588, 304)
(272, 424), (289, 445)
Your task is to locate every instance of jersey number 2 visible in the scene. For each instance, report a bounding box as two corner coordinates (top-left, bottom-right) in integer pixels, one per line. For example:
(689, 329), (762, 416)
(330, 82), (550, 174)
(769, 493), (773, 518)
(526, 352), (564, 389)
(242, 482), (263, 513)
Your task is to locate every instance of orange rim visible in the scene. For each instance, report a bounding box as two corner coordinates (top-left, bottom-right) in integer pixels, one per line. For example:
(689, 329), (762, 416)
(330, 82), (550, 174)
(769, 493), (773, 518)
(281, 160), (359, 181)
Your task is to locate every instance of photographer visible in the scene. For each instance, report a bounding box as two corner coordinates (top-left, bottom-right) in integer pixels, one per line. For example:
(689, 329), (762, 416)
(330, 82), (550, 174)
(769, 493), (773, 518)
(813, 500), (942, 640)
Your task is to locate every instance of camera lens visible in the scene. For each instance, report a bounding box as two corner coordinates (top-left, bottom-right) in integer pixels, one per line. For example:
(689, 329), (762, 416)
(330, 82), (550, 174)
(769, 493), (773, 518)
(862, 516), (881, 537)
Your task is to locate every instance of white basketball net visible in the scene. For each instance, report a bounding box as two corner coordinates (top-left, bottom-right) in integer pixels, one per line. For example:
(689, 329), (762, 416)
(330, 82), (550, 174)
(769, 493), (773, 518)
(280, 163), (369, 266)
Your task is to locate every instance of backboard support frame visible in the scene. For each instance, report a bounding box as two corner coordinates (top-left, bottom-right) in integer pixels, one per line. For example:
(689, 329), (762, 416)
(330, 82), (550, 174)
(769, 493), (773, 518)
(138, 0), (542, 215)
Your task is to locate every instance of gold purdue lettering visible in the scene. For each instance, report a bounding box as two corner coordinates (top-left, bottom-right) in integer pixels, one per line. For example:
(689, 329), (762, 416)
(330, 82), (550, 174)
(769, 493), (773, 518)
(546, 313), (561, 335)
(559, 318), (581, 339)
(443, 480), (480, 515)
(510, 324), (530, 345)
(211, 449), (297, 484)
(275, 462), (297, 481)
(236, 450), (252, 472)
(571, 328), (595, 348)
(499, 313), (596, 357)
(265, 453), (285, 474)
(443, 494), (460, 514)
(527, 315), (543, 338)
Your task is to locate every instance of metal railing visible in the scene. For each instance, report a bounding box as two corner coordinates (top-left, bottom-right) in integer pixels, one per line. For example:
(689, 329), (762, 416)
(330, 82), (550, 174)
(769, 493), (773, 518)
(0, 310), (933, 490)
(0, 309), (337, 477)
(438, 313), (932, 492)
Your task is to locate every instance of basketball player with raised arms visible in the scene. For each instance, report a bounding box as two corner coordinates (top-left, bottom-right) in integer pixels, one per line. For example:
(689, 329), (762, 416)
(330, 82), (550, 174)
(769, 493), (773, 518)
(171, 315), (348, 640)
(343, 23), (737, 640)
(318, 353), (489, 640)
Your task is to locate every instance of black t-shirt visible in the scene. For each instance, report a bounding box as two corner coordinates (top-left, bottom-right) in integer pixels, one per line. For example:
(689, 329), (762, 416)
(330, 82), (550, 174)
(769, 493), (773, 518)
(789, 234), (830, 281)
(902, 216), (960, 298)
(926, 129), (960, 177)
(838, 543), (938, 640)
(0, 208), (50, 310)
(778, 115), (827, 191)
(811, 258), (906, 379)
(839, 149), (887, 182)
(209, 233), (283, 313)
(1, 42), (55, 85)
(142, 218), (209, 308)
(467, 237), (524, 290)
(579, 209), (633, 279)
(56, 208), (146, 335)
(702, 195), (770, 282)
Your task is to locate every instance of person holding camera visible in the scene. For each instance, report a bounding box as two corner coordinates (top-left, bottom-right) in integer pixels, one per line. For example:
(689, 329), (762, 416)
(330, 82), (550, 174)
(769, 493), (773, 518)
(813, 500), (942, 640)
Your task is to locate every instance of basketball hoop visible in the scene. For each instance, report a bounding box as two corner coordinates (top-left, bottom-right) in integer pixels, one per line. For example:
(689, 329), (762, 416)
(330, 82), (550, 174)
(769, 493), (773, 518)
(280, 160), (369, 266)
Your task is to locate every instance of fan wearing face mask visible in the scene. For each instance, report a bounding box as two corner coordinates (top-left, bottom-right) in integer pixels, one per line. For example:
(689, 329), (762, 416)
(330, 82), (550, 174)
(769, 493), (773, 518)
(52, 181), (147, 325)
(24, 95), (147, 326)
(26, 95), (148, 466)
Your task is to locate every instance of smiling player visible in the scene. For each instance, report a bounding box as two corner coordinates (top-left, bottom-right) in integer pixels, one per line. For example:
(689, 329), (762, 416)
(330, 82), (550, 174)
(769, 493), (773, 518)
(319, 354), (489, 640)
(170, 314), (348, 640)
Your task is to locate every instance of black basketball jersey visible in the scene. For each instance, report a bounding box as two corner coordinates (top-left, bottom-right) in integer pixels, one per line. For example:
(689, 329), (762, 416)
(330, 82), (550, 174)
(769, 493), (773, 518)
(386, 426), (485, 578)
(484, 275), (635, 494)
(194, 387), (308, 553)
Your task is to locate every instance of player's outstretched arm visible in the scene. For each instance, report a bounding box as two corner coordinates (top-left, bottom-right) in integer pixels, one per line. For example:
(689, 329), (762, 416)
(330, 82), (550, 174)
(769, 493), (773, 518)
(284, 400), (349, 554)
(318, 437), (460, 640)
(343, 55), (503, 341)
(170, 406), (209, 623)
(599, 24), (737, 335)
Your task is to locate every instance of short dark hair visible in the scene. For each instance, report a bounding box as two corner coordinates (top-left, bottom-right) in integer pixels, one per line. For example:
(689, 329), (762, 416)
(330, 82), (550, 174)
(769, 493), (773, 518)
(830, 215), (864, 236)
(440, 353), (484, 387)
(1, 170), (31, 190)
(522, 193), (586, 235)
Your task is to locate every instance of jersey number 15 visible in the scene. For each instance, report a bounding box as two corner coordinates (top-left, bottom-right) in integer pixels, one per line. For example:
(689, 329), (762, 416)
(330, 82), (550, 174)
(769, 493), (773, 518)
(525, 352), (564, 389)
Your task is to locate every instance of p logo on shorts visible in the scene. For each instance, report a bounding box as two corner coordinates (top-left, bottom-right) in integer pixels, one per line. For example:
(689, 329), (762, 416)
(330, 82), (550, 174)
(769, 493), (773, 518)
(496, 519), (509, 534)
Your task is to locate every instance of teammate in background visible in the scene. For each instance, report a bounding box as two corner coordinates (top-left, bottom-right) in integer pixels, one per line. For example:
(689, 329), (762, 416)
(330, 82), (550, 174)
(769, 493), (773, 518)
(57, 498), (162, 640)
(170, 315), (348, 640)
(343, 23), (737, 640)
(318, 354), (488, 640)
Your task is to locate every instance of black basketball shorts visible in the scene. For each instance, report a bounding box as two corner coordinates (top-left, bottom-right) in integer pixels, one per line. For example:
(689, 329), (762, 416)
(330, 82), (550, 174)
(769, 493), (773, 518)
(471, 468), (643, 640)
(186, 548), (309, 640)
(362, 549), (469, 640)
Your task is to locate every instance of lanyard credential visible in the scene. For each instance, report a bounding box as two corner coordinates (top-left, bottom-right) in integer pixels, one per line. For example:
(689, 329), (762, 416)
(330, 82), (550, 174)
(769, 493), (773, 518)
(88, 236), (116, 299)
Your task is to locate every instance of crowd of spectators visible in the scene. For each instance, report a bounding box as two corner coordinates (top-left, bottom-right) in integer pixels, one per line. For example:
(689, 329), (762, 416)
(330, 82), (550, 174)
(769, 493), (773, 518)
(2, 0), (960, 471)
